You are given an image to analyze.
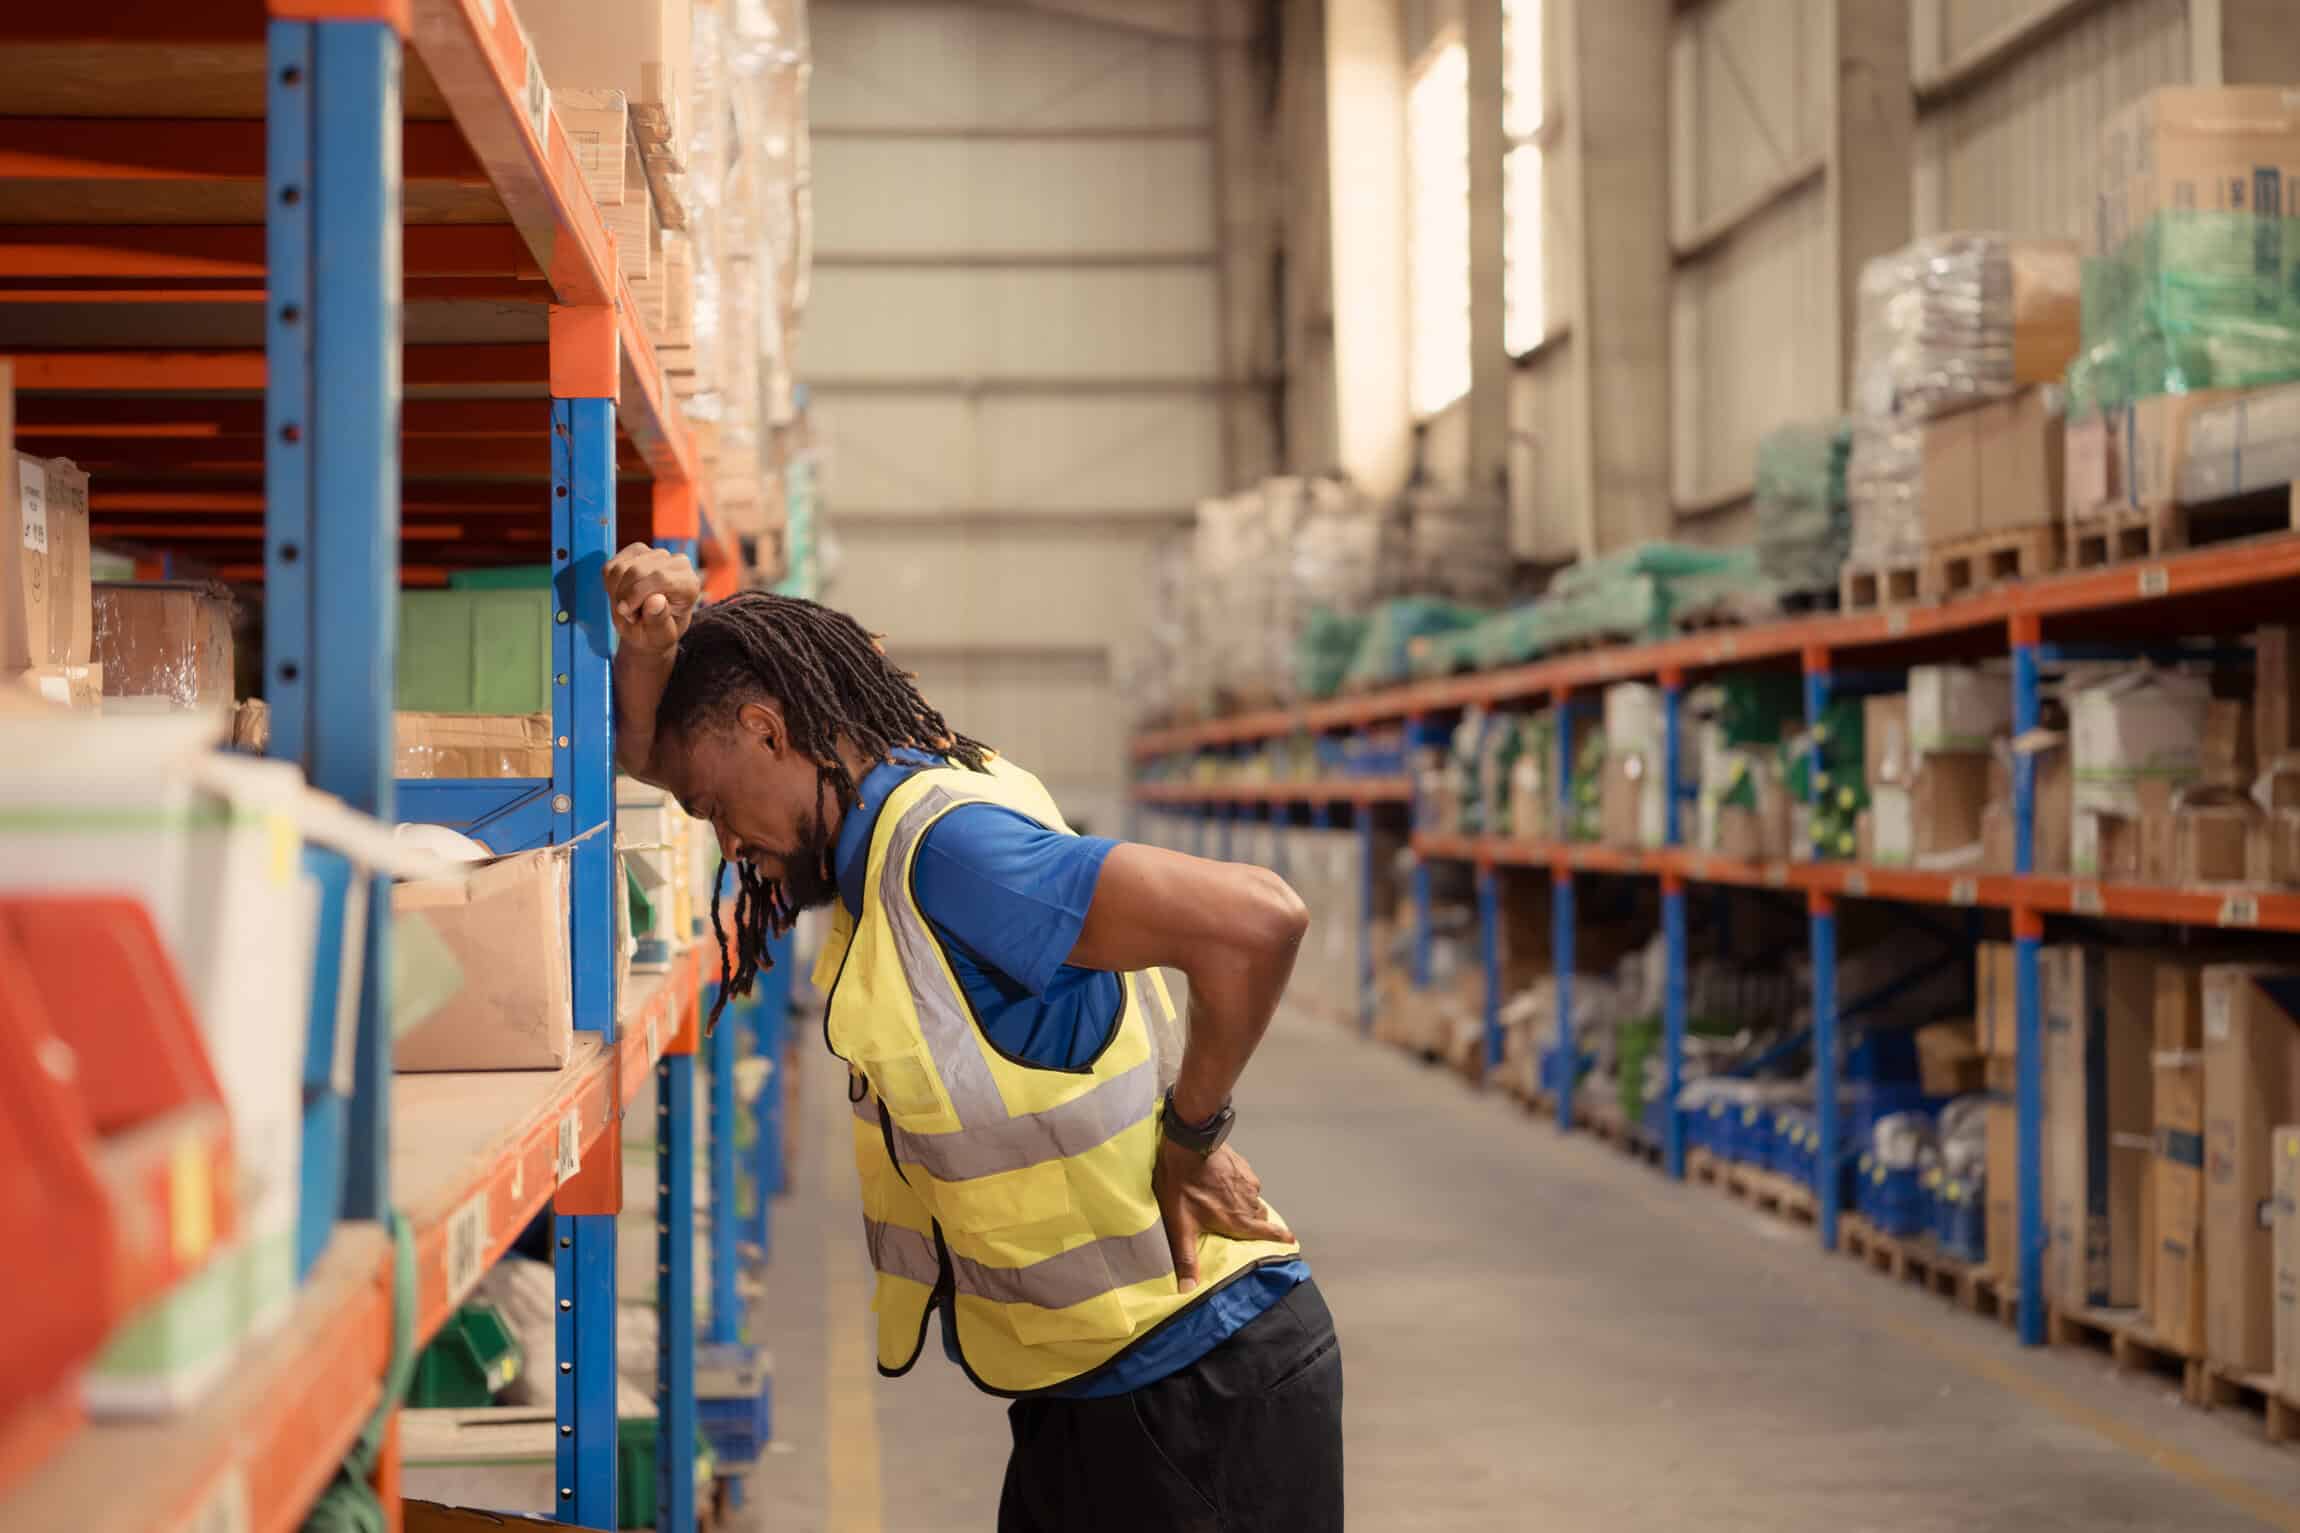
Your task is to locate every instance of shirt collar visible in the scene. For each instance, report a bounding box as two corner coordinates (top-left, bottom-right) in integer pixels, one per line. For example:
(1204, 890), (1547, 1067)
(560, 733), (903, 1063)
(835, 748), (940, 918)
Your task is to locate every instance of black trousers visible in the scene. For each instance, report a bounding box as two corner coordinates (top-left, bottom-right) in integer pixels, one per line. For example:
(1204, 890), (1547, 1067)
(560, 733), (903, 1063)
(998, 1278), (1345, 1533)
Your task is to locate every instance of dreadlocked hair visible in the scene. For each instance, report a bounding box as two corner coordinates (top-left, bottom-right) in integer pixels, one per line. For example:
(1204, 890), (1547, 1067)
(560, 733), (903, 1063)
(658, 591), (990, 1032)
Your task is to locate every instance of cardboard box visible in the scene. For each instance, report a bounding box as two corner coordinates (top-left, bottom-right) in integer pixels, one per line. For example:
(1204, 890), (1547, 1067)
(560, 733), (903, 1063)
(518, 0), (692, 150)
(1917, 1019), (1987, 1096)
(2123, 389), (2246, 510)
(1977, 388), (2066, 533)
(2071, 670), (2210, 783)
(1919, 407), (1981, 545)
(2259, 627), (2300, 764)
(1979, 733), (2072, 875)
(1977, 942), (2020, 1061)
(395, 712), (556, 781)
(1864, 694), (1911, 790)
(92, 580), (236, 708)
(2173, 786), (2260, 884)
(3, 445), (94, 673)
(2274, 1127), (2300, 1396)
(2077, 778), (2176, 884)
(1986, 1098), (2017, 1279)
(2154, 964), (2208, 1351)
(1872, 753), (1990, 867)
(407, 1499), (606, 1533)
(2201, 965), (2300, 1373)
(2203, 698), (2254, 781)
(11, 661), (101, 712)
(392, 847), (575, 1072)
(1909, 666), (2009, 755)
(2065, 410), (2119, 518)
(2101, 87), (2300, 255)
(2044, 946), (2156, 1310)
(2008, 242), (2083, 385)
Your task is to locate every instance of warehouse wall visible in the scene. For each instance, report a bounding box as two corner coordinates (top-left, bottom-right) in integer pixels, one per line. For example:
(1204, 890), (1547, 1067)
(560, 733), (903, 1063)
(804, 0), (1265, 831)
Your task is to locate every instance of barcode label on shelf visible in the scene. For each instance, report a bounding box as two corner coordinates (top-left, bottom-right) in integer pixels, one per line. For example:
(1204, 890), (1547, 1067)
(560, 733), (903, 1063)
(1949, 877), (1979, 907)
(1763, 864), (1788, 888)
(446, 1193), (488, 1307)
(2072, 884), (2106, 915)
(1886, 611), (1909, 637)
(178, 1466), (249, 1533)
(18, 458), (45, 553)
(1686, 856), (1709, 881)
(648, 1010), (662, 1063)
(2218, 894), (2260, 928)
(1719, 636), (1740, 659)
(1844, 870), (1868, 896)
(510, 1156), (525, 1205)
(2138, 566), (2170, 598)
(556, 1110), (582, 1184)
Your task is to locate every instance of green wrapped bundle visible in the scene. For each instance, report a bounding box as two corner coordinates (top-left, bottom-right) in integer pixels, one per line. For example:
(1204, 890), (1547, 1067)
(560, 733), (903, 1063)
(1295, 607), (1370, 701)
(2070, 214), (2300, 415)
(1343, 597), (1485, 691)
(1753, 420), (1853, 594)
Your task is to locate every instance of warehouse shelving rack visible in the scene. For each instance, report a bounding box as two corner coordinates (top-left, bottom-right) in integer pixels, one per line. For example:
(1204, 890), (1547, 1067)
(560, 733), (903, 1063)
(0, 3), (754, 1530)
(1132, 531), (2300, 1353)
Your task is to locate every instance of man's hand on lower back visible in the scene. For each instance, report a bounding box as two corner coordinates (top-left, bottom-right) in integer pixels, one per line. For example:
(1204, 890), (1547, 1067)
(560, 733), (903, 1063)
(1153, 1139), (1294, 1292)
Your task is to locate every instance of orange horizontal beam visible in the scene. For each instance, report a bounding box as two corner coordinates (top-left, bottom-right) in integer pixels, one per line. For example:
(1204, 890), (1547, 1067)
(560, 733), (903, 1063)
(95, 522), (528, 544)
(0, 287), (266, 305)
(90, 480), (652, 517)
(42, 431), (639, 474)
(20, 397), (555, 436)
(0, 226), (538, 282)
(5, 344), (549, 392)
(0, 119), (479, 183)
(0, 2), (265, 43)
(1132, 777), (1412, 807)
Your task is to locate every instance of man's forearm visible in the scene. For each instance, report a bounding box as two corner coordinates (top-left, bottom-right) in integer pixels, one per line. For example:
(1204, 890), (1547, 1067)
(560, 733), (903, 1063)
(1171, 927), (1302, 1124)
(612, 642), (678, 780)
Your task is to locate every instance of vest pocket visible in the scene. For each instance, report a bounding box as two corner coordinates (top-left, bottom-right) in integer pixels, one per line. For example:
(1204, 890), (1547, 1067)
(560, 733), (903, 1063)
(861, 1046), (942, 1121)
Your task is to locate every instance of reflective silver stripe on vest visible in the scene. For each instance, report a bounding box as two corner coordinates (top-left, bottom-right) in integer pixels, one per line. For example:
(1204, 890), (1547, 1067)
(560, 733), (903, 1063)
(948, 1221), (1174, 1309)
(864, 1217), (942, 1288)
(884, 1058), (1156, 1182)
(878, 785), (1007, 1128)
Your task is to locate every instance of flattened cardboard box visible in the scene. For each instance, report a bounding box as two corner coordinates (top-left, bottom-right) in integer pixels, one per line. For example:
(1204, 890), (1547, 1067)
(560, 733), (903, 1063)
(2201, 965), (2300, 1374)
(2, 448), (93, 672)
(92, 579), (236, 707)
(396, 711), (556, 780)
(393, 845), (574, 1072)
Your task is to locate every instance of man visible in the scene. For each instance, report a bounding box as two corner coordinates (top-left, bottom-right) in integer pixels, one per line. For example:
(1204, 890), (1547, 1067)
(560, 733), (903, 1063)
(604, 546), (1344, 1532)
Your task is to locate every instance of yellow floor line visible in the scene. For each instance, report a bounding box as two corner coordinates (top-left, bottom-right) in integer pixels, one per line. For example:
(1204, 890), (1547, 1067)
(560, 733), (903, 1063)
(823, 1106), (884, 1531)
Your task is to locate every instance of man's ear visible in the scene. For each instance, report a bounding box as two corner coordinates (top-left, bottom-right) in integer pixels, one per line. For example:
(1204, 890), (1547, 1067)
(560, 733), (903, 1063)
(734, 700), (786, 755)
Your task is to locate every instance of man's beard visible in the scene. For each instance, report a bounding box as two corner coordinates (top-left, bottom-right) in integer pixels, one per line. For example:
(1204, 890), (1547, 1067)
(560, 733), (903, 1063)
(774, 806), (840, 913)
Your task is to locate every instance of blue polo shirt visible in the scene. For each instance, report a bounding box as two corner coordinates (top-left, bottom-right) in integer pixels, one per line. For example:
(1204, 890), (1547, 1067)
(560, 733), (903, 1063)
(834, 752), (1308, 1398)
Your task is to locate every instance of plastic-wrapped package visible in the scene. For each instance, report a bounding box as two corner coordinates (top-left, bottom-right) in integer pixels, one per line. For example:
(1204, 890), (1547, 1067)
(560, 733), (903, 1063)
(1845, 420), (1923, 566)
(1850, 235), (2080, 423)
(1397, 487), (1513, 606)
(2070, 214), (2300, 417)
(1754, 419), (1853, 594)
(1343, 597), (1485, 693)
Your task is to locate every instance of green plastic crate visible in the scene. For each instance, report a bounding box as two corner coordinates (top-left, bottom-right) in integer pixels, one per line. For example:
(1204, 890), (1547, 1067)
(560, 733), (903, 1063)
(618, 1416), (716, 1530)
(398, 588), (553, 714)
(447, 564), (555, 590)
(408, 1303), (522, 1408)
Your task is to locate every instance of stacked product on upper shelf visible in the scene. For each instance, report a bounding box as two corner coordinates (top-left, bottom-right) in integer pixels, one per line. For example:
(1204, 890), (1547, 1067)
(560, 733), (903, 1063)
(1690, 674), (1803, 863)
(1753, 418), (1854, 607)
(1858, 666), (2006, 871)
(1843, 232), (2081, 609)
(2064, 87), (2300, 560)
(522, 0), (815, 568)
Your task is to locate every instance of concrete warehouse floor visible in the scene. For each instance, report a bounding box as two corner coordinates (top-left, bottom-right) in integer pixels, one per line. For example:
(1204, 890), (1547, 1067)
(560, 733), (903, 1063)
(742, 1009), (2300, 1532)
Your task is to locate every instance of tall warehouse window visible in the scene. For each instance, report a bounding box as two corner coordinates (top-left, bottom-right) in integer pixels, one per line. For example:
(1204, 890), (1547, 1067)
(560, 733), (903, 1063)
(1408, 32), (1470, 417)
(1503, 0), (1546, 357)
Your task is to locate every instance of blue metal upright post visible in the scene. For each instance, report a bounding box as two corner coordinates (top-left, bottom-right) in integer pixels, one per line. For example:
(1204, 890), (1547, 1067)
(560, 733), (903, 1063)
(1552, 692), (1575, 1129)
(1355, 782), (1377, 1036)
(551, 333), (621, 1525)
(1477, 864), (1502, 1074)
(708, 994), (742, 1344)
(1804, 649), (1840, 1251)
(660, 1045), (699, 1533)
(1660, 672), (1687, 1178)
(2011, 615), (2046, 1345)
(1408, 716), (1433, 989)
(265, 12), (401, 1224)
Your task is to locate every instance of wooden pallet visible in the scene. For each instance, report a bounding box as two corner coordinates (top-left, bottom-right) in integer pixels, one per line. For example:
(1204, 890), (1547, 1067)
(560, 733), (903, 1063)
(1839, 1216), (2014, 1325)
(1722, 1163), (1817, 1224)
(2067, 502), (2185, 568)
(1839, 559), (1924, 611)
(1927, 524), (2063, 600)
(2049, 1304), (2204, 1398)
(2195, 1364), (2300, 1445)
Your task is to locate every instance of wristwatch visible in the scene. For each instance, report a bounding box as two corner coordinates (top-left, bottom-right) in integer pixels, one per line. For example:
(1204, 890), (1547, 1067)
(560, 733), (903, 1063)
(1160, 1087), (1235, 1157)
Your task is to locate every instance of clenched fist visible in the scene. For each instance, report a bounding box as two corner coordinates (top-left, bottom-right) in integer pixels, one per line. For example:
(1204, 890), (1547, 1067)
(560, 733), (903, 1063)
(603, 543), (701, 656)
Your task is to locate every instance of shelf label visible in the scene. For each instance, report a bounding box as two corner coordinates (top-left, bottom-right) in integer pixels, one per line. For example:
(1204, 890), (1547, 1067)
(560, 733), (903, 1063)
(1720, 635), (1740, 659)
(1763, 863), (1789, 888)
(1844, 870), (1869, 897)
(2217, 894), (2260, 928)
(18, 457), (46, 554)
(1949, 877), (1979, 907)
(647, 1008), (662, 1064)
(521, 33), (550, 145)
(1687, 856), (1710, 881)
(2138, 566), (2170, 599)
(510, 1155), (525, 1206)
(1886, 610), (1910, 637)
(446, 1192), (488, 1308)
(169, 1139), (216, 1268)
(2072, 883), (2105, 916)
(179, 1465), (250, 1533)
(556, 1110), (582, 1184)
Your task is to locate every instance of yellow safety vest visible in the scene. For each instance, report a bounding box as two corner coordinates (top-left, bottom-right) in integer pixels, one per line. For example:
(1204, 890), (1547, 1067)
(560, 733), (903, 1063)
(812, 755), (1301, 1395)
